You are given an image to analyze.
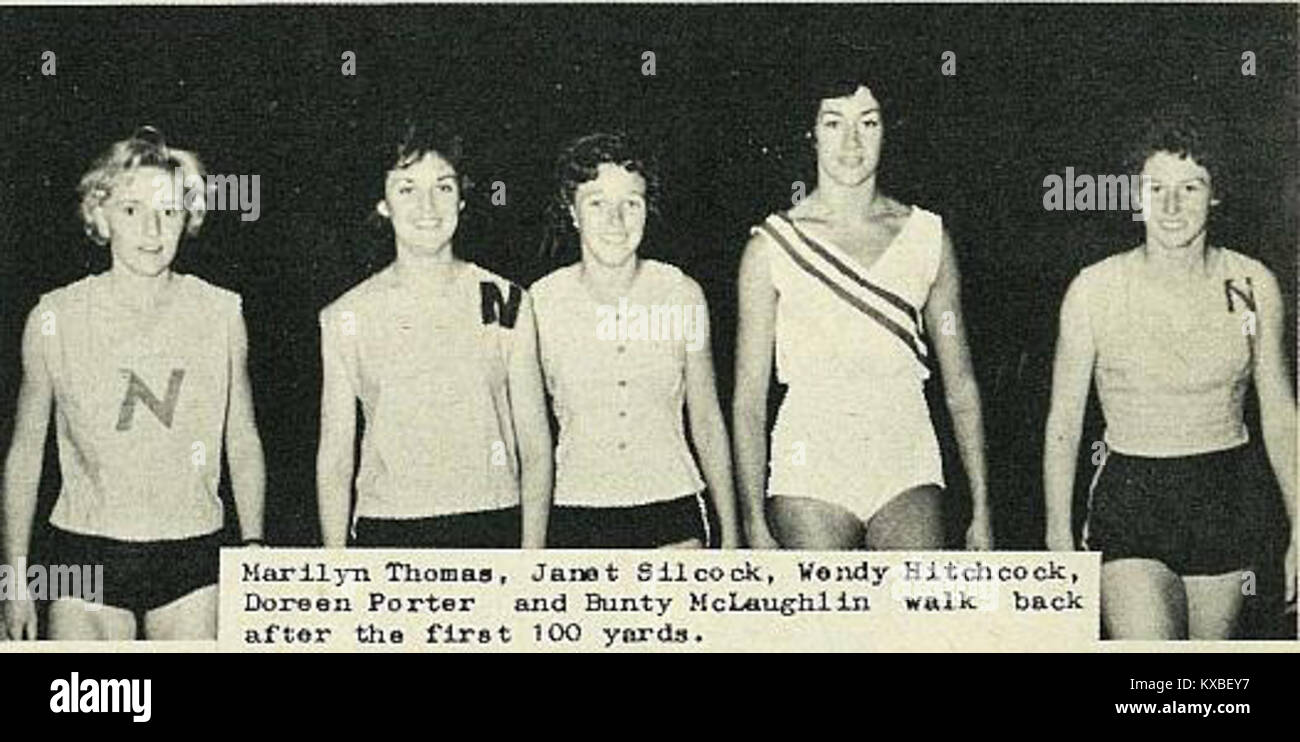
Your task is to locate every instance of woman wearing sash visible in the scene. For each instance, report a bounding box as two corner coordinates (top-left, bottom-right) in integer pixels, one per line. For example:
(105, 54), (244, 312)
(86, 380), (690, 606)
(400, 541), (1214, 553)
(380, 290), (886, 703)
(733, 81), (992, 550)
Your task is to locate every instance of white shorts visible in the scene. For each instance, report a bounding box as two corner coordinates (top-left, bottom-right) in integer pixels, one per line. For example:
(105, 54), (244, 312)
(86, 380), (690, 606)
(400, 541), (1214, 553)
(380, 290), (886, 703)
(767, 387), (944, 524)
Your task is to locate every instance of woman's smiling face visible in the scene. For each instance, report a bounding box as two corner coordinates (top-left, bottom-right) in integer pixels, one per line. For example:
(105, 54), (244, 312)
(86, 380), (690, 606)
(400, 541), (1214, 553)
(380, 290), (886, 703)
(381, 151), (463, 256)
(815, 85), (884, 187)
(1141, 150), (1216, 250)
(572, 162), (647, 268)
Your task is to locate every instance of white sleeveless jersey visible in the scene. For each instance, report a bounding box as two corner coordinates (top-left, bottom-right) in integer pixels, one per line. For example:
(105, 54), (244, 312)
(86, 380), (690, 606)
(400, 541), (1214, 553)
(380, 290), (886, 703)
(38, 273), (238, 541)
(319, 262), (528, 519)
(1077, 247), (1261, 457)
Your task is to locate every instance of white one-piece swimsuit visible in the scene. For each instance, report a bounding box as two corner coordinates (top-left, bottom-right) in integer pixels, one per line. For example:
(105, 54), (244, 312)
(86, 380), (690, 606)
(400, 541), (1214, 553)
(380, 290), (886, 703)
(753, 206), (946, 523)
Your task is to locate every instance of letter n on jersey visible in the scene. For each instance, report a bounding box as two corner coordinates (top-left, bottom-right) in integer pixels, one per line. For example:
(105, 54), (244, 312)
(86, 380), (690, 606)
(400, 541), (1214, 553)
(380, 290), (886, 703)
(1224, 277), (1255, 314)
(480, 282), (522, 329)
(116, 369), (186, 430)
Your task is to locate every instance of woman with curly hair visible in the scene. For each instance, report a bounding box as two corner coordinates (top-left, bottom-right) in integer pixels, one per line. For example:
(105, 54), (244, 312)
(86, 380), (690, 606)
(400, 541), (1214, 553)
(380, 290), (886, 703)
(733, 79), (992, 551)
(531, 132), (740, 549)
(1044, 113), (1296, 639)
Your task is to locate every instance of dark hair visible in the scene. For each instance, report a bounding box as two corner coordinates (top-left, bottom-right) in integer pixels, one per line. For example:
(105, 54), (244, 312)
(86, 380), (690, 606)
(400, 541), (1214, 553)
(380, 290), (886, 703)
(1123, 105), (1227, 194)
(797, 75), (900, 137)
(544, 131), (661, 257)
(767, 53), (904, 194)
(364, 116), (475, 267)
(384, 118), (473, 194)
(365, 118), (474, 255)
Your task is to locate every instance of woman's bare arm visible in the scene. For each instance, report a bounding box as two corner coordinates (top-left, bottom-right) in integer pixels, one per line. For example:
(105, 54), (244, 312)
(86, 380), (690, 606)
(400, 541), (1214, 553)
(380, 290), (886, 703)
(1249, 267), (1296, 602)
(732, 233), (780, 548)
(1043, 275), (1096, 551)
(315, 308), (357, 548)
(2, 307), (54, 639)
(923, 231), (992, 549)
(225, 303), (266, 544)
(507, 293), (554, 549)
(682, 281), (740, 548)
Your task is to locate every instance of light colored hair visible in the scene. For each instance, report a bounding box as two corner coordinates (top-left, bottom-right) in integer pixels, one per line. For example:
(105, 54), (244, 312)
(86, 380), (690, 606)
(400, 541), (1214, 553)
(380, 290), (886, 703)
(77, 127), (208, 245)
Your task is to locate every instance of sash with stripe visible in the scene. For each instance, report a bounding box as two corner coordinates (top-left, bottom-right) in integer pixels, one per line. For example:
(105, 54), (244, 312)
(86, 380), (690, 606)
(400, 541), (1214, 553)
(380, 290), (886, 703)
(758, 212), (931, 373)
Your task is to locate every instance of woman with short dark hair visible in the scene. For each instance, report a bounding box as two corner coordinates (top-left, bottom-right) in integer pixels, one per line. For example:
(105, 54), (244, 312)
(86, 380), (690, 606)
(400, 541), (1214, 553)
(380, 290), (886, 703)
(1044, 113), (1297, 638)
(316, 120), (553, 549)
(733, 78), (992, 551)
(531, 132), (740, 548)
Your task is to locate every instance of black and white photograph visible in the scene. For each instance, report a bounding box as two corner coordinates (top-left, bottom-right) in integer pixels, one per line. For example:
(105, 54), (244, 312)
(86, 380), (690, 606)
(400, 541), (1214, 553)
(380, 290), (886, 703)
(0, 0), (1295, 660)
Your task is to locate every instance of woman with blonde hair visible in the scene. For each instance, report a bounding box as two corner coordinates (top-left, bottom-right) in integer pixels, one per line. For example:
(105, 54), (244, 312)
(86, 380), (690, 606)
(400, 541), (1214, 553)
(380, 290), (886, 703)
(2, 127), (266, 640)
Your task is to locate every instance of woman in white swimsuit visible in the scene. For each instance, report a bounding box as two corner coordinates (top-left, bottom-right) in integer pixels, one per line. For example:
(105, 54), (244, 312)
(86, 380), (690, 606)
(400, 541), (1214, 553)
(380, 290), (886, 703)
(733, 80), (992, 550)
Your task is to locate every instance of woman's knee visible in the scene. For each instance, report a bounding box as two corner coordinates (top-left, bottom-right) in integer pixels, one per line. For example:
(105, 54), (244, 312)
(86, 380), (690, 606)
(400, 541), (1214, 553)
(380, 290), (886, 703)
(1101, 558), (1187, 640)
(865, 486), (945, 550)
(49, 598), (136, 641)
(145, 585), (218, 641)
(768, 496), (864, 549)
(1184, 570), (1249, 641)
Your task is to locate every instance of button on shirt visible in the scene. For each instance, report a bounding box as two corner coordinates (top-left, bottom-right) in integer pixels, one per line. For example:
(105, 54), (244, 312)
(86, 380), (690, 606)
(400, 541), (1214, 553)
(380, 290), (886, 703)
(531, 261), (706, 506)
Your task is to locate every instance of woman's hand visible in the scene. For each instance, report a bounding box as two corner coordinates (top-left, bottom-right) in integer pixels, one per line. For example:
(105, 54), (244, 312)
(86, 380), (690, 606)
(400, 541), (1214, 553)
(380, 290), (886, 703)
(1045, 525), (1076, 553)
(965, 508), (993, 550)
(2, 599), (37, 641)
(1285, 537), (1296, 609)
(745, 517), (780, 550)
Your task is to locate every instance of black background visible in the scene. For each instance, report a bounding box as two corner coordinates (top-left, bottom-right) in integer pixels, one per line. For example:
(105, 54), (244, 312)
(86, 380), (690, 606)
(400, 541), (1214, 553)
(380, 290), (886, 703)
(7, 652), (1298, 726)
(1, 5), (1295, 636)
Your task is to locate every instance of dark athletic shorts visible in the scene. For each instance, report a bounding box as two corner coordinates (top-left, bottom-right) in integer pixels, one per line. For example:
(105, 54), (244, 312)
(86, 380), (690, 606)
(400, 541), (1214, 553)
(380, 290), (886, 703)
(353, 507), (522, 548)
(44, 526), (221, 615)
(1084, 444), (1270, 576)
(548, 493), (709, 549)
